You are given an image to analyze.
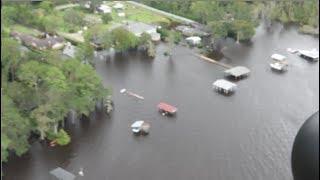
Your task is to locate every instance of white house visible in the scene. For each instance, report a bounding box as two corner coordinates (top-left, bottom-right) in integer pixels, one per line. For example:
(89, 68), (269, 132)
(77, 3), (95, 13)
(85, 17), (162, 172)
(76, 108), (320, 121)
(186, 36), (201, 45)
(97, 4), (111, 14)
(113, 2), (124, 10)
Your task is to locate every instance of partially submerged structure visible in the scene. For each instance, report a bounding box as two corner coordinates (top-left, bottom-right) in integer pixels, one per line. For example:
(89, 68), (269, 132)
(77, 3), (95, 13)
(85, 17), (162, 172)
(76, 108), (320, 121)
(270, 62), (288, 72)
(10, 31), (64, 50)
(97, 4), (111, 13)
(271, 54), (286, 62)
(224, 66), (250, 79)
(62, 42), (77, 58)
(298, 49), (319, 61)
(157, 102), (178, 116)
(113, 2), (125, 10)
(49, 167), (76, 180)
(124, 21), (161, 42)
(186, 36), (201, 46)
(131, 121), (150, 135)
(212, 79), (237, 95)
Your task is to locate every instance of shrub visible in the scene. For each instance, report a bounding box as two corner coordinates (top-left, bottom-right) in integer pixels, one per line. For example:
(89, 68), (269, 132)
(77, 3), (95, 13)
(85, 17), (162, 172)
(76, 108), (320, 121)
(102, 14), (113, 24)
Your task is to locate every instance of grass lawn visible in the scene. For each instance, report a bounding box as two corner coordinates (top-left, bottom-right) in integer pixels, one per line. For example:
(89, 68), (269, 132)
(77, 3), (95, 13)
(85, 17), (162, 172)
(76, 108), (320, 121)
(11, 24), (42, 36)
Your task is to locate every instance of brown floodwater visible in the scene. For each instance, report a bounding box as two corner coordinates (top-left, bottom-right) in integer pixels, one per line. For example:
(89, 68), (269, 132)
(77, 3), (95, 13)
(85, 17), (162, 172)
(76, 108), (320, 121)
(3, 23), (319, 180)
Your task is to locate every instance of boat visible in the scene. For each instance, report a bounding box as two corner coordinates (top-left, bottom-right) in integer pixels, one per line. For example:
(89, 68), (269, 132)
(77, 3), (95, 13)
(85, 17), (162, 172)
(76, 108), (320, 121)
(157, 102), (178, 116)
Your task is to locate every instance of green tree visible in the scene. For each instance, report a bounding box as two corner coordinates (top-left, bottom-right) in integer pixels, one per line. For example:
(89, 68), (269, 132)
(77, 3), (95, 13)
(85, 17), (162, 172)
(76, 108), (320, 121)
(102, 14), (113, 24)
(111, 27), (139, 52)
(1, 95), (31, 162)
(76, 43), (94, 65)
(63, 9), (85, 27)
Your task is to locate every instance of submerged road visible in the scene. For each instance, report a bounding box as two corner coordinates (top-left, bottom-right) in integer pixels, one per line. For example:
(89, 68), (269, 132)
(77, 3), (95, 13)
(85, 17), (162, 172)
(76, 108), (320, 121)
(3, 23), (319, 180)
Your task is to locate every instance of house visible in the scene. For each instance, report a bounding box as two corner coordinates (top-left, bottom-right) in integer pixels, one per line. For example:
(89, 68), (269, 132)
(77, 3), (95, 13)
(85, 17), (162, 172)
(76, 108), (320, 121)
(224, 66), (250, 79)
(10, 31), (64, 50)
(97, 4), (111, 13)
(298, 49), (319, 61)
(212, 79), (237, 95)
(124, 21), (161, 41)
(271, 54), (286, 62)
(175, 25), (209, 37)
(186, 36), (201, 45)
(113, 2), (124, 10)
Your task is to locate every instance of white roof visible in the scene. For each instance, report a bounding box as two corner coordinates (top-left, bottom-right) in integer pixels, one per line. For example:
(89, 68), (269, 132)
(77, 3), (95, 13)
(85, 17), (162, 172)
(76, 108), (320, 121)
(270, 62), (287, 70)
(186, 36), (201, 41)
(225, 66), (250, 77)
(213, 79), (237, 91)
(299, 49), (319, 59)
(118, 12), (125, 17)
(131, 121), (144, 128)
(271, 54), (286, 61)
(113, 2), (124, 9)
(98, 5), (111, 13)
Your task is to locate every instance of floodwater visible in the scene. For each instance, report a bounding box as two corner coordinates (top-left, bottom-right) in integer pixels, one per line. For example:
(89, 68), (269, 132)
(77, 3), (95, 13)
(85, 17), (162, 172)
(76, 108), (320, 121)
(3, 23), (319, 180)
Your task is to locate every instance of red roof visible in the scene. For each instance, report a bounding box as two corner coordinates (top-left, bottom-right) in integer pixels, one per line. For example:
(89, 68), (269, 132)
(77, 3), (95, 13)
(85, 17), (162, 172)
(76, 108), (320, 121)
(157, 102), (177, 113)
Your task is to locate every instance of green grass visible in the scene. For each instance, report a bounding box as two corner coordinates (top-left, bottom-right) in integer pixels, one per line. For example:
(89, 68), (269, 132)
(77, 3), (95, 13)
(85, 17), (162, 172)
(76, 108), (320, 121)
(11, 24), (42, 36)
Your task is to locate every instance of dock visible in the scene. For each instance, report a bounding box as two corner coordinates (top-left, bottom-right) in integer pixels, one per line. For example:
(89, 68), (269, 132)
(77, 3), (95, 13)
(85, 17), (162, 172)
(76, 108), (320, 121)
(193, 53), (232, 69)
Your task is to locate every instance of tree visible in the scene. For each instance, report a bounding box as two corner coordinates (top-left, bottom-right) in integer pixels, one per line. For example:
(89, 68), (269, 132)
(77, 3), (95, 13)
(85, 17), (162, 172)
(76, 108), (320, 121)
(111, 27), (139, 52)
(39, 0), (54, 13)
(1, 95), (31, 162)
(1, 38), (22, 82)
(63, 9), (85, 27)
(76, 43), (94, 65)
(102, 14), (113, 24)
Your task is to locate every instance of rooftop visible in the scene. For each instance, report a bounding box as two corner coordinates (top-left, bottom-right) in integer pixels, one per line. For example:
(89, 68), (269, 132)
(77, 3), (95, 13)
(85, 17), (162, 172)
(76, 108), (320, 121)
(124, 21), (158, 37)
(224, 66), (250, 77)
(213, 79), (237, 91)
(271, 54), (286, 61)
(49, 167), (76, 180)
(299, 49), (319, 59)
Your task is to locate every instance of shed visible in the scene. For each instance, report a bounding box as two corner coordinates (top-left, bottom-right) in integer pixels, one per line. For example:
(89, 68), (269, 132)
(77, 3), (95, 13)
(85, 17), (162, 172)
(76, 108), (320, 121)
(97, 4), (111, 13)
(186, 36), (201, 45)
(298, 49), (319, 61)
(113, 2), (124, 10)
(49, 167), (76, 180)
(212, 79), (237, 94)
(270, 62), (288, 71)
(224, 66), (250, 79)
(271, 54), (286, 61)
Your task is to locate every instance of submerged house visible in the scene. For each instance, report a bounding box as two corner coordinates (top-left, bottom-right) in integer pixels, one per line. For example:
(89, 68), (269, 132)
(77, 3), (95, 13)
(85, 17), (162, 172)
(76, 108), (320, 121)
(186, 36), (201, 46)
(10, 31), (64, 50)
(298, 49), (319, 61)
(124, 21), (161, 41)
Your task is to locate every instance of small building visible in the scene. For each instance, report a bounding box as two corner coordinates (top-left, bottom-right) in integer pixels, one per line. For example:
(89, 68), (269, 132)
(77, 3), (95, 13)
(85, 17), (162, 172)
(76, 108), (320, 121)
(298, 49), (319, 61)
(224, 66), (250, 79)
(50, 167), (76, 180)
(270, 61), (288, 72)
(97, 4), (111, 13)
(10, 31), (64, 50)
(175, 25), (209, 37)
(131, 121), (150, 135)
(118, 12), (126, 17)
(157, 102), (178, 116)
(124, 21), (161, 42)
(271, 54), (286, 62)
(186, 36), (201, 46)
(212, 79), (237, 95)
(113, 2), (124, 10)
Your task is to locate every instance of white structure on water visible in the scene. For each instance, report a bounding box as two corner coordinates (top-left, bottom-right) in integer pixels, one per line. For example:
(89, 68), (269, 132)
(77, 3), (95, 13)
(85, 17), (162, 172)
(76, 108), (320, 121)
(186, 36), (201, 45)
(271, 54), (286, 62)
(298, 49), (319, 61)
(212, 79), (237, 95)
(224, 66), (250, 79)
(270, 62), (288, 71)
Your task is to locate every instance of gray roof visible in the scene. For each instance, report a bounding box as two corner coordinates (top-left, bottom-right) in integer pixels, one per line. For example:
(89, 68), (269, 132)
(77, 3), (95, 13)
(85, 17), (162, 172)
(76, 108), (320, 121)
(50, 167), (76, 180)
(123, 21), (157, 36)
(225, 66), (250, 77)
(212, 79), (237, 91)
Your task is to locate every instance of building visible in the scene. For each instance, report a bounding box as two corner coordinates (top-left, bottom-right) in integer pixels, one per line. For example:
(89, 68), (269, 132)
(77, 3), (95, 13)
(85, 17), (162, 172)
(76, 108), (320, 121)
(97, 4), (111, 13)
(113, 2), (124, 10)
(212, 79), (237, 95)
(224, 66), (250, 79)
(271, 54), (286, 62)
(186, 36), (201, 46)
(298, 49), (319, 61)
(10, 31), (64, 50)
(124, 21), (161, 41)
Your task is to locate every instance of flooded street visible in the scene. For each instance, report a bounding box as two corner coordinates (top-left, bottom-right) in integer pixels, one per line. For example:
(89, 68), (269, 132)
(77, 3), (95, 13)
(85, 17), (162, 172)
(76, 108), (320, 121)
(3, 23), (319, 180)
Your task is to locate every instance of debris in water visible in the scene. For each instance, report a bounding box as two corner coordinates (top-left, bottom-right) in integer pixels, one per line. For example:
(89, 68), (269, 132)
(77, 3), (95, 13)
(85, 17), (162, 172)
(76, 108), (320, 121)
(79, 168), (84, 176)
(120, 88), (144, 100)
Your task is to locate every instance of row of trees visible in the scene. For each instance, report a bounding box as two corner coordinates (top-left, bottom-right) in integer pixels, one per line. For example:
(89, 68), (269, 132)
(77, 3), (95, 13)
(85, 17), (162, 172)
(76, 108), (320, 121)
(140, 0), (257, 42)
